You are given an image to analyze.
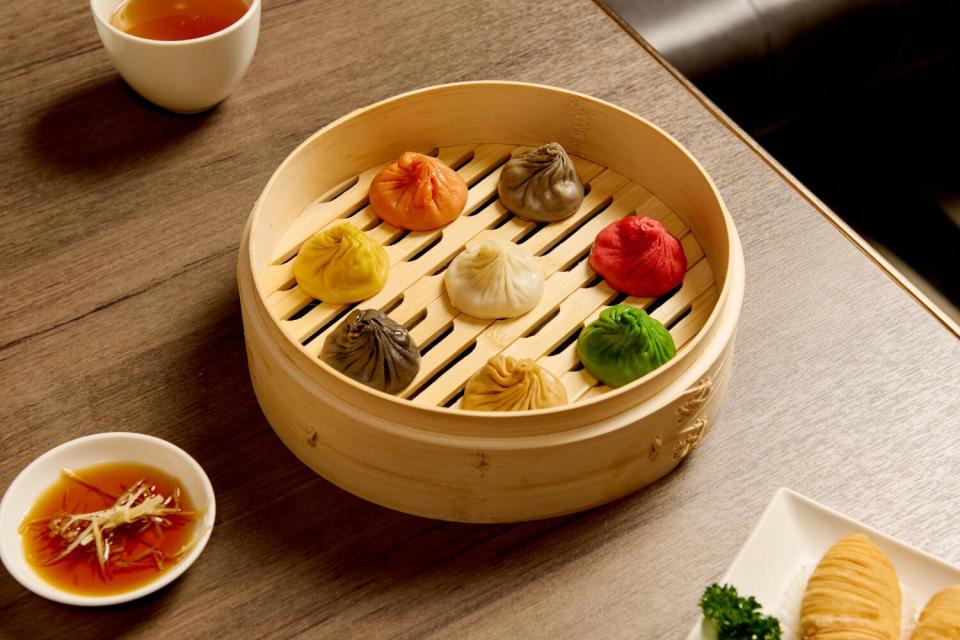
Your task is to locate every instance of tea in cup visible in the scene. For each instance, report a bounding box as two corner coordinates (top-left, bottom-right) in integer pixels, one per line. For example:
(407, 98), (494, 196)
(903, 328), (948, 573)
(89, 0), (260, 113)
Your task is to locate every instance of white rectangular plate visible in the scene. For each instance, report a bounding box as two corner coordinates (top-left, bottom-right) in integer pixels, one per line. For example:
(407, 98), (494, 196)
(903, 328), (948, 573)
(686, 487), (960, 639)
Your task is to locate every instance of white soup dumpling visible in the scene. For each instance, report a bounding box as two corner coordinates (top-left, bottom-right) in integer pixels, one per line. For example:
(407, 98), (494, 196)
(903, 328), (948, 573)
(444, 240), (544, 319)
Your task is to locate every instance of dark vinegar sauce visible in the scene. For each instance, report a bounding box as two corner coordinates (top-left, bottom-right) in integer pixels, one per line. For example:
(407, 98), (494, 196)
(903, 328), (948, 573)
(21, 462), (196, 596)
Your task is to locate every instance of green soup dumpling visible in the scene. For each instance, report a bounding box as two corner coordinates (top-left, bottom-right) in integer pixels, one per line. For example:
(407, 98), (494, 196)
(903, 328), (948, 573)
(576, 304), (676, 388)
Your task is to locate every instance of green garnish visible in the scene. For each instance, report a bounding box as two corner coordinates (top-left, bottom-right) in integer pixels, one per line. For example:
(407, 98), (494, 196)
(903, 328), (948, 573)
(699, 583), (782, 640)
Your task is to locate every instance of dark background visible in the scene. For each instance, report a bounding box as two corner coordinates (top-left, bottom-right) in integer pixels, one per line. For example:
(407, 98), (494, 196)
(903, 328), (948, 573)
(606, 0), (960, 323)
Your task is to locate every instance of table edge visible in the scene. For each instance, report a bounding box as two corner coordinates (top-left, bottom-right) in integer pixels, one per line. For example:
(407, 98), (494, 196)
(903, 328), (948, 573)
(593, 0), (960, 338)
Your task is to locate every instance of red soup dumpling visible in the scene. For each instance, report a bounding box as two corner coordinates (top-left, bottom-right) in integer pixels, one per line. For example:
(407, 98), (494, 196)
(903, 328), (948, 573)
(589, 216), (687, 297)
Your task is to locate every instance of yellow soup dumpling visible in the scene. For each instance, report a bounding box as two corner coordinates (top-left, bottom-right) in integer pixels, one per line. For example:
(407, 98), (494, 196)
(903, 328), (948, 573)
(293, 223), (388, 304)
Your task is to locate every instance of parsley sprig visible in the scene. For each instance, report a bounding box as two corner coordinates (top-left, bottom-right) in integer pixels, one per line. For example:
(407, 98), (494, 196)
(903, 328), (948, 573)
(699, 583), (782, 640)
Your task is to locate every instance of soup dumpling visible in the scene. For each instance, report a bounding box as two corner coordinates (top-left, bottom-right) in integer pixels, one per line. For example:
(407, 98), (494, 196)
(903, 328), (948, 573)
(590, 215), (687, 298)
(369, 152), (468, 231)
(576, 304), (675, 388)
(498, 142), (584, 222)
(321, 309), (420, 394)
(444, 239), (544, 319)
(294, 223), (388, 304)
(463, 355), (567, 411)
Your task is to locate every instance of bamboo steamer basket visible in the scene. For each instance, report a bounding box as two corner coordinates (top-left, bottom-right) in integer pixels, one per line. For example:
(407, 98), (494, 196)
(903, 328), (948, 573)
(238, 81), (745, 523)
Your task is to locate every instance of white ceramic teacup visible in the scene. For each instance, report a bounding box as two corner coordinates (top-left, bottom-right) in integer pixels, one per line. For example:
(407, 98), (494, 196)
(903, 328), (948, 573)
(90, 0), (260, 113)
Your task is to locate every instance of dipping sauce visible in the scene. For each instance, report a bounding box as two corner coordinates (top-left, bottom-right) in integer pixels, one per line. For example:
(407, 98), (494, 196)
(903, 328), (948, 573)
(111, 0), (249, 41)
(20, 462), (198, 596)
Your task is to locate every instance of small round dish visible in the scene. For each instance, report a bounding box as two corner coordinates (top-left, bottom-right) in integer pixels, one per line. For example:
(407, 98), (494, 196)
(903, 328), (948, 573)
(0, 432), (215, 606)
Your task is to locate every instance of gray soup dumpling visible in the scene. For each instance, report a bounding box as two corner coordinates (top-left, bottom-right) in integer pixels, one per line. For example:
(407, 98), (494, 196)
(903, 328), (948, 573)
(320, 309), (420, 394)
(497, 142), (584, 222)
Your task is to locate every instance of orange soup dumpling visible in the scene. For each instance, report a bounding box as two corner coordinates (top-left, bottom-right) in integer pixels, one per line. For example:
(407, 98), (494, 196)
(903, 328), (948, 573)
(369, 152), (468, 231)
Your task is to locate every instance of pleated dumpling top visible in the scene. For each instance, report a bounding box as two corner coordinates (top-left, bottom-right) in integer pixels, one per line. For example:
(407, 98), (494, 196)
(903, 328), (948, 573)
(293, 223), (388, 304)
(462, 355), (567, 411)
(444, 240), (544, 320)
(800, 533), (901, 639)
(369, 152), (468, 231)
(912, 585), (960, 639)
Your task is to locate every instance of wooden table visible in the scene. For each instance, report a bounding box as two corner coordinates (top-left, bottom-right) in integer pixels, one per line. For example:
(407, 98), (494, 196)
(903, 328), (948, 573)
(2, 1), (958, 638)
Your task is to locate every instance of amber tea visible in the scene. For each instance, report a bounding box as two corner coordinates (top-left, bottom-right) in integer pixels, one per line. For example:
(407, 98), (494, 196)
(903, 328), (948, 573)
(111, 0), (249, 41)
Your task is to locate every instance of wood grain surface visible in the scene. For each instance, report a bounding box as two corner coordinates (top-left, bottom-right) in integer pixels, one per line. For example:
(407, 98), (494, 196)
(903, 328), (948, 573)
(0, 1), (957, 638)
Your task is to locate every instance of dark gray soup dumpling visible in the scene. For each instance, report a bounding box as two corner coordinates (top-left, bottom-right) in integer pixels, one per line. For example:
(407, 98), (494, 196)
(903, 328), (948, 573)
(320, 309), (420, 394)
(497, 142), (584, 222)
